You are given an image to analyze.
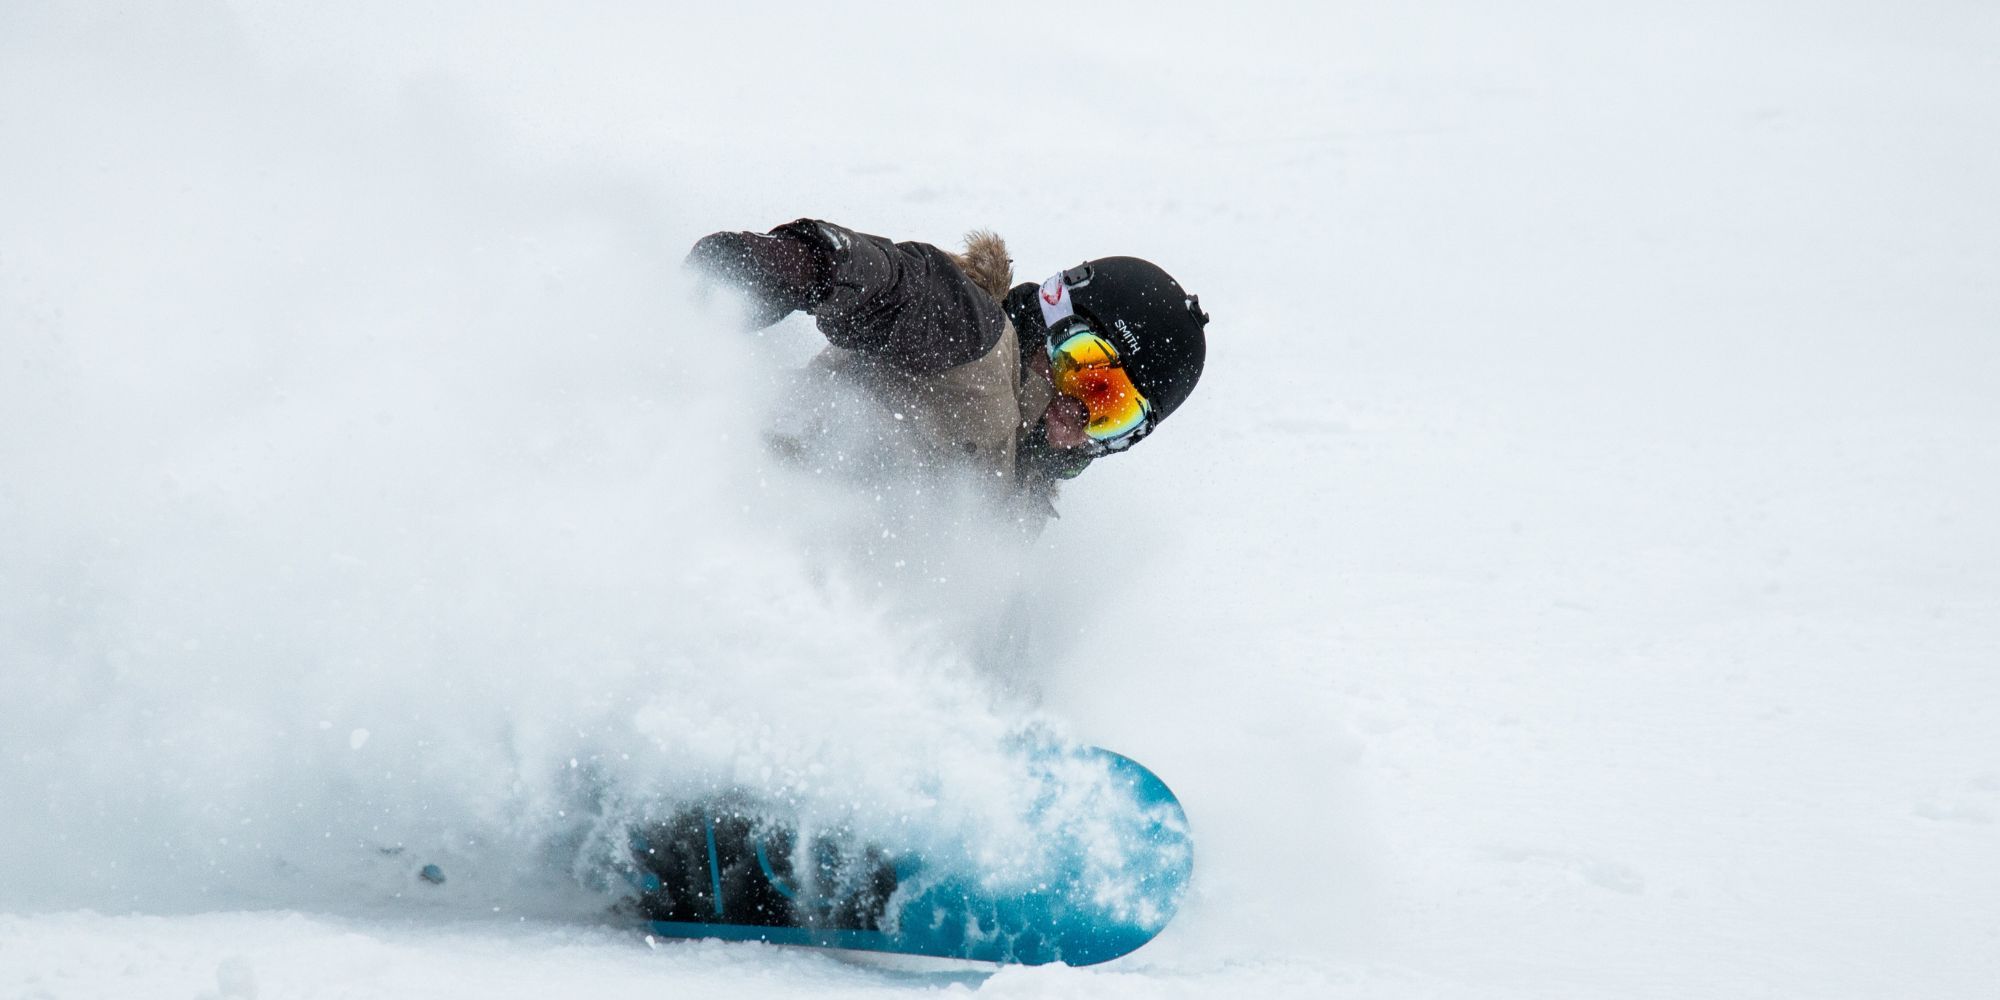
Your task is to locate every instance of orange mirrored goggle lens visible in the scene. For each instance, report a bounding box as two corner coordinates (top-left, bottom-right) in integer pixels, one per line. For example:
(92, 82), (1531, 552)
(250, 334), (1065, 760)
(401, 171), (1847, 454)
(1050, 330), (1151, 444)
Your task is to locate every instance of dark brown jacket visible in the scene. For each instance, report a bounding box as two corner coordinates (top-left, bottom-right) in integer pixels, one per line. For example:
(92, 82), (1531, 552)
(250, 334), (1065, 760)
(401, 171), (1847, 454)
(753, 220), (1060, 516)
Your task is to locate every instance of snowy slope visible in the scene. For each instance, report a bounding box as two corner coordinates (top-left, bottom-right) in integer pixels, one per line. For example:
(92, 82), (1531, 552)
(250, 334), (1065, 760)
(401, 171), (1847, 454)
(4, 2), (1998, 998)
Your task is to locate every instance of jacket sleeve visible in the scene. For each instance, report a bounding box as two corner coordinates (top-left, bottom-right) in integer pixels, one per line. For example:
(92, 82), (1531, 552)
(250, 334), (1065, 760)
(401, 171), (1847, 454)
(683, 227), (829, 330)
(772, 219), (1007, 375)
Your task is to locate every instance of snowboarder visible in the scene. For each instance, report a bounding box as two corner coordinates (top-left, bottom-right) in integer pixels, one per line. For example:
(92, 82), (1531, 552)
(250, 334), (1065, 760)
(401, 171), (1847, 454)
(685, 219), (1209, 527)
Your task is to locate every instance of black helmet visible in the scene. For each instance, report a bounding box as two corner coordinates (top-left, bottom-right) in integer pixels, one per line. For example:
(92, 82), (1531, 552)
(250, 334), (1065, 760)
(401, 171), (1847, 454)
(1035, 256), (1209, 428)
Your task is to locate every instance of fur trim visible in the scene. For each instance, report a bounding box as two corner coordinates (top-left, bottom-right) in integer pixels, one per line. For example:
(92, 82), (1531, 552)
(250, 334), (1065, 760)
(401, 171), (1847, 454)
(952, 229), (1014, 302)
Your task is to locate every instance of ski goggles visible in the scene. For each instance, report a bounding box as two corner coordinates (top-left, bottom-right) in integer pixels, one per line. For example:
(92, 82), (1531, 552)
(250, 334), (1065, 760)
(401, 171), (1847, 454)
(1048, 328), (1152, 449)
(1037, 268), (1153, 451)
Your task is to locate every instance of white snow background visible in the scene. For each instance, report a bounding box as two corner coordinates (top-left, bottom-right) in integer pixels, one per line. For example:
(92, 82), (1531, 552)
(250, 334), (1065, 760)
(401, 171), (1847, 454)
(3, 2), (1997, 998)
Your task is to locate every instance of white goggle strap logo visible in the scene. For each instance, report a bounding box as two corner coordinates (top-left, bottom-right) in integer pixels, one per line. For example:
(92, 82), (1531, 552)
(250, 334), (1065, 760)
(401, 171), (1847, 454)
(1036, 271), (1077, 335)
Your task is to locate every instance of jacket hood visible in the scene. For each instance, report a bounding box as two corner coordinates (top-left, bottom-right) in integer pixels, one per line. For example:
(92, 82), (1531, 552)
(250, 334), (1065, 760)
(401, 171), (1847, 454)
(951, 230), (1015, 302)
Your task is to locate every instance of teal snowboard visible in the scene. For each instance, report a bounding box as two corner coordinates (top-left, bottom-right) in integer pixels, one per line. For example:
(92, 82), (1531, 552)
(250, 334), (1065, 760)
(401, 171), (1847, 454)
(623, 745), (1192, 966)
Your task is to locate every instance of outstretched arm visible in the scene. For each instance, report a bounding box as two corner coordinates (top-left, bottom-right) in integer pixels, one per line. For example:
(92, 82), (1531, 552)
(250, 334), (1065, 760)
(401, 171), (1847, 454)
(685, 219), (1006, 375)
(683, 228), (828, 330)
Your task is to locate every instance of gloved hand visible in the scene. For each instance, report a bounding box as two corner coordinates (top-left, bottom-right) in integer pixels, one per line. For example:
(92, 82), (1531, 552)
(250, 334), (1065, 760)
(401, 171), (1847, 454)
(684, 229), (829, 330)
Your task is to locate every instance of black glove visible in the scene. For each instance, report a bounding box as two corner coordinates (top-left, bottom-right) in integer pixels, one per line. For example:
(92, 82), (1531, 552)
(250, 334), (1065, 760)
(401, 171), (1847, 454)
(684, 229), (830, 330)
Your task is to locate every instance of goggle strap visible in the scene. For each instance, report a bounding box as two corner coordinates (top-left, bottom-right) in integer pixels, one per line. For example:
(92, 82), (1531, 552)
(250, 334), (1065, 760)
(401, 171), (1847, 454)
(1036, 271), (1077, 331)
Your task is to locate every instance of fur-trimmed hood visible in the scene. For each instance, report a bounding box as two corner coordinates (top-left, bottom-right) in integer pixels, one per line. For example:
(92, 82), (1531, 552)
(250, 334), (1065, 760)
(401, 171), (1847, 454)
(951, 230), (1014, 302)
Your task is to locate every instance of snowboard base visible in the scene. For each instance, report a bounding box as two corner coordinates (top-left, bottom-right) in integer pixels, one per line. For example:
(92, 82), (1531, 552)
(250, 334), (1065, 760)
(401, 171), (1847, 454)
(625, 746), (1192, 966)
